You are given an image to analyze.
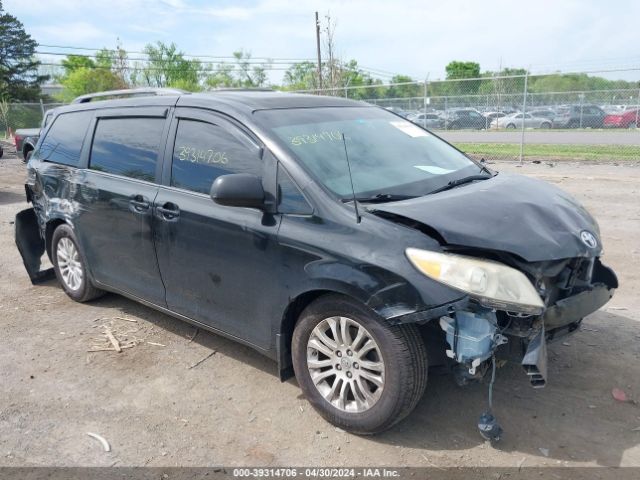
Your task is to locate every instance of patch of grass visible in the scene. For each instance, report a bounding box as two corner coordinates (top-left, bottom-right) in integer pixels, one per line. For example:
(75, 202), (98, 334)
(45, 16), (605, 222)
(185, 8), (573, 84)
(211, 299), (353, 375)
(454, 143), (640, 161)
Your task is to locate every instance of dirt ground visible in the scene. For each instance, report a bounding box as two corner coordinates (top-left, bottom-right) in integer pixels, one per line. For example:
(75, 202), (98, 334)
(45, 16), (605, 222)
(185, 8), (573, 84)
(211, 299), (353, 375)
(1, 141), (639, 468)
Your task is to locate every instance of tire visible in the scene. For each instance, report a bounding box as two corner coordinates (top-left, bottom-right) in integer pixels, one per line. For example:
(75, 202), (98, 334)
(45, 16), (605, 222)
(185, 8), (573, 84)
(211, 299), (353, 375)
(540, 122), (551, 129)
(51, 224), (104, 302)
(629, 122), (638, 129)
(292, 294), (427, 435)
(506, 123), (516, 129)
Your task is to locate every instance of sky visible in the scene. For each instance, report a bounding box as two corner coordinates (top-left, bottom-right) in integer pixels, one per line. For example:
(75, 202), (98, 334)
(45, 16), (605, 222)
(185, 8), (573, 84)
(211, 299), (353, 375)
(5, 0), (640, 83)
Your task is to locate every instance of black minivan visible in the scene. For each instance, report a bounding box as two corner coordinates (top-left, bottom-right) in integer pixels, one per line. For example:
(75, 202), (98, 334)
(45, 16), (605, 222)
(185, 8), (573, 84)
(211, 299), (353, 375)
(16, 89), (617, 435)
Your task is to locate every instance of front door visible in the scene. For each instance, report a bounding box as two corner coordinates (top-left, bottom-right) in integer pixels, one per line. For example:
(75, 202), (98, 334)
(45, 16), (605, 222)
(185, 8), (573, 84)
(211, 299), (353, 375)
(153, 109), (281, 348)
(74, 109), (168, 305)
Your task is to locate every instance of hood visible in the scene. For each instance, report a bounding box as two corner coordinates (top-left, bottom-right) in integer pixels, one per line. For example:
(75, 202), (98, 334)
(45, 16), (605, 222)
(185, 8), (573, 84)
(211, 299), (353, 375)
(371, 173), (602, 262)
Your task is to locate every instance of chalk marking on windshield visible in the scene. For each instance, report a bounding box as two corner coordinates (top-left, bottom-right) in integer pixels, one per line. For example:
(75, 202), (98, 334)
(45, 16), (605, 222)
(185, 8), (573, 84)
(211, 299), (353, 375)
(289, 131), (343, 146)
(390, 121), (429, 138)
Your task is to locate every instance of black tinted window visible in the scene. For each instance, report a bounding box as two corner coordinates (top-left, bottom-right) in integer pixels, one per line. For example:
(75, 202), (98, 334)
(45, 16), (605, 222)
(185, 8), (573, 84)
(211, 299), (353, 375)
(90, 117), (164, 182)
(171, 119), (261, 194)
(278, 165), (312, 215)
(39, 111), (93, 167)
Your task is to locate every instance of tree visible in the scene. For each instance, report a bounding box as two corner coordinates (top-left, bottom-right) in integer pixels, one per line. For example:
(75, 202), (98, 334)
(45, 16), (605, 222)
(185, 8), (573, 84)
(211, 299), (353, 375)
(58, 51), (125, 101)
(444, 61), (481, 95)
(139, 42), (201, 91)
(0, 0), (48, 100)
(282, 61), (318, 91)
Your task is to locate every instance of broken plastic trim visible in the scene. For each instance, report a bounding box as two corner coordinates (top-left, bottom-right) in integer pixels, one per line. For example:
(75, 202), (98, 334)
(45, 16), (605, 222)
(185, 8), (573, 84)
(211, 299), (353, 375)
(14, 208), (55, 284)
(521, 325), (548, 388)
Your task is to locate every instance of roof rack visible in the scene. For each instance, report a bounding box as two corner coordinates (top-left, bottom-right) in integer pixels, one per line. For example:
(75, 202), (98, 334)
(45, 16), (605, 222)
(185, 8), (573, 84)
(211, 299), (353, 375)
(71, 87), (186, 104)
(206, 87), (275, 92)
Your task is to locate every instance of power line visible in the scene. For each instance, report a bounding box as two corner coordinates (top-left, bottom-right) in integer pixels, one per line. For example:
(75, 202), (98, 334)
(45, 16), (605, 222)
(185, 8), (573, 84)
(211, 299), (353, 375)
(38, 44), (314, 61)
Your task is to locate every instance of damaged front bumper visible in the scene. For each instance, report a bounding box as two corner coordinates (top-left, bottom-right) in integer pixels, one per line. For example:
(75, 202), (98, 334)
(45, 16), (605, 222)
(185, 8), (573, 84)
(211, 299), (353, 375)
(403, 257), (618, 389)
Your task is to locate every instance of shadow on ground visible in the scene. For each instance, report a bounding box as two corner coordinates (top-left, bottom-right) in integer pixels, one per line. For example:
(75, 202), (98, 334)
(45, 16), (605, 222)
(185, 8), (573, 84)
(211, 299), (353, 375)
(34, 284), (640, 467)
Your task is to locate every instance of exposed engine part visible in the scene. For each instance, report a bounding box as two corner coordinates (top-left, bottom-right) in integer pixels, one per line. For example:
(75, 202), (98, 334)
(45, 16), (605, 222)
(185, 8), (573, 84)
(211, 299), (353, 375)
(439, 309), (507, 375)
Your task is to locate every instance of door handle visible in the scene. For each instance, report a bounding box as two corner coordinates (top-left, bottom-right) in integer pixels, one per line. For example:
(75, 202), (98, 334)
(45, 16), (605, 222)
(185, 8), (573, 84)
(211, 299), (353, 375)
(129, 195), (150, 213)
(156, 202), (180, 222)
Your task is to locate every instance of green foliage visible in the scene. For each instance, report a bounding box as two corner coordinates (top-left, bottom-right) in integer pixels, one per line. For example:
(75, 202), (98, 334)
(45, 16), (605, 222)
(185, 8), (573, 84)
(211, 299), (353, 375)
(204, 50), (271, 89)
(58, 67), (126, 102)
(61, 55), (95, 74)
(445, 61), (481, 80)
(0, 0), (48, 100)
(282, 61), (318, 91)
(138, 42), (201, 91)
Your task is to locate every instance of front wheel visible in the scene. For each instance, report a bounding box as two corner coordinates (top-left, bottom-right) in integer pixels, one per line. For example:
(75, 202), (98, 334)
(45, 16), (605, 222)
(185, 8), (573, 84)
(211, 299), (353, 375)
(292, 295), (427, 435)
(51, 224), (104, 302)
(506, 123), (516, 129)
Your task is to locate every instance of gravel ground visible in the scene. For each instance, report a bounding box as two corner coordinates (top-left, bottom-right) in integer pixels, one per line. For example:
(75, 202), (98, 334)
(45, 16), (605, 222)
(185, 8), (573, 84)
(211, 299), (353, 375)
(1, 141), (639, 468)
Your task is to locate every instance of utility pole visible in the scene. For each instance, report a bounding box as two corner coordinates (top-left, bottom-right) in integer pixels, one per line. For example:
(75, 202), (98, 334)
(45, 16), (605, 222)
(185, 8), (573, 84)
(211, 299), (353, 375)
(315, 11), (322, 92)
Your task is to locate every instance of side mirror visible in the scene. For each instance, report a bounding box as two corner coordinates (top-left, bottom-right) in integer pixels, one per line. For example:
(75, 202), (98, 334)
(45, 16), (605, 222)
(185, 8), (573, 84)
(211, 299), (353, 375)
(210, 173), (265, 209)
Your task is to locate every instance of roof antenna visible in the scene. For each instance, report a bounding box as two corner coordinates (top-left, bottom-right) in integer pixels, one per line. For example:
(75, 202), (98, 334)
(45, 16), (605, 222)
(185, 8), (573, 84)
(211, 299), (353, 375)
(341, 133), (361, 224)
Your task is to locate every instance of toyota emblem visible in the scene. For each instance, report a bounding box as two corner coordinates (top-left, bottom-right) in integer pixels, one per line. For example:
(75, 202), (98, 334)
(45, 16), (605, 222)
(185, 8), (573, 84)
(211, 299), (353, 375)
(580, 230), (598, 249)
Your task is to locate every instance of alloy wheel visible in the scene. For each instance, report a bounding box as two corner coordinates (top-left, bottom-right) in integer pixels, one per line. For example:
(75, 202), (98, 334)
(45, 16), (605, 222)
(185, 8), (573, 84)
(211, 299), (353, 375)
(56, 237), (83, 291)
(306, 316), (385, 413)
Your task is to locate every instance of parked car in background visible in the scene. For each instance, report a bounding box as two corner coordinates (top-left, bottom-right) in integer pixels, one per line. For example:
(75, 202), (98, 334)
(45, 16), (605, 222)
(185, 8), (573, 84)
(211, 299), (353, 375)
(483, 112), (507, 122)
(15, 110), (55, 161)
(603, 109), (639, 129)
(529, 109), (556, 120)
(409, 112), (443, 129)
(492, 112), (552, 130)
(553, 105), (605, 128)
(444, 108), (486, 129)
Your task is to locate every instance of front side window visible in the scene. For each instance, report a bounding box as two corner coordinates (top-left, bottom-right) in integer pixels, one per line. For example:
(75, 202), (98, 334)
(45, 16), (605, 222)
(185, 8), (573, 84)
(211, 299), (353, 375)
(89, 117), (164, 182)
(38, 110), (93, 167)
(170, 119), (261, 194)
(256, 106), (482, 199)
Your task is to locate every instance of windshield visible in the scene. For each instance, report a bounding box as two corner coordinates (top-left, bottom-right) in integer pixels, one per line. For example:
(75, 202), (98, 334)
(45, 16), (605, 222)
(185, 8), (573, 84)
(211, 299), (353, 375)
(255, 106), (481, 199)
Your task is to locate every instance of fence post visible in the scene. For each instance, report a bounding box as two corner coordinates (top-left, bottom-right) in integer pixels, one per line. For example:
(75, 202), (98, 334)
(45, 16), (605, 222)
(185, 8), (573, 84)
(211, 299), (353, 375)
(39, 99), (45, 117)
(636, 82), (640, 128)
(423, 78), (428, 120)
(579, 93), (584, 128)
(519, 72), (529, 164)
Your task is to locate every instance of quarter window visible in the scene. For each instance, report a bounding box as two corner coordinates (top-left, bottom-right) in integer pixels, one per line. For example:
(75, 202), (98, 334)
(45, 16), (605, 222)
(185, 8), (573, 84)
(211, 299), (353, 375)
(171, 119), (261, 194)
(277, 165), (312, 215)
(38, 110), (93, 167)
(90, 117), (164, 182)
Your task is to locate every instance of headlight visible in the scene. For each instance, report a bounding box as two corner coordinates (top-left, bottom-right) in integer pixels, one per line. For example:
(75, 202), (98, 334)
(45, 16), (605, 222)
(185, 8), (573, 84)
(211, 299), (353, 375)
(406, 248), (544, 315)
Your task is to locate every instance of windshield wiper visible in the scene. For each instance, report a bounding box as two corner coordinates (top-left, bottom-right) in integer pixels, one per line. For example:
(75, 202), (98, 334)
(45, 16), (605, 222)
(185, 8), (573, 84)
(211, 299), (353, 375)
(428, 174), (493, 195)
(351, 193), (416, 203)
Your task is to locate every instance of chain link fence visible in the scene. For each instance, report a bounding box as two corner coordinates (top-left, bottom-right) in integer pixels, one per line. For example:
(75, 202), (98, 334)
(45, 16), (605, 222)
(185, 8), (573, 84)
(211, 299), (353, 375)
(296, 69), (640, 163)
(0, 101), (65, 138)
(3, 70), (640, 164)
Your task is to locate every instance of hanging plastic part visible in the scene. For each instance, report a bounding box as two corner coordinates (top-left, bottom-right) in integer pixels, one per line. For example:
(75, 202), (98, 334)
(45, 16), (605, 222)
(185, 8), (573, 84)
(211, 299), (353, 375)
(477, 355), (503, 442)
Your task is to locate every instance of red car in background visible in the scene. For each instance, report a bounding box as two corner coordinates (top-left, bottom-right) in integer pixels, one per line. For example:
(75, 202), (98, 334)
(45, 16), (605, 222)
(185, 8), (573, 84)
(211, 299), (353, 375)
(603, 109), (639, 128)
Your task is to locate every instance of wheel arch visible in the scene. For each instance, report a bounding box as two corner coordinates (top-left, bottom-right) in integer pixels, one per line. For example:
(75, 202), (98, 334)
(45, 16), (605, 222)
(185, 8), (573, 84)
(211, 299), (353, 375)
(22, 139), (36, 160)
(45, 217), (71, 261)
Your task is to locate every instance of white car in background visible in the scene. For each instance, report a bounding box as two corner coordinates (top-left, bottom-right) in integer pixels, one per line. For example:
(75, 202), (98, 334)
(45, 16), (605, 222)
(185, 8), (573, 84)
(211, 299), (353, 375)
(492, 112), (553, 129)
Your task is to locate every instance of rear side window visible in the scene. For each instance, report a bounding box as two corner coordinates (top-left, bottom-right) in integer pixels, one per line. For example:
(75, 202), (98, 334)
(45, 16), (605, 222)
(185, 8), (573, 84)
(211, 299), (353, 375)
(38, 111), (93, 167)
(171, 119), (261, 194)
(90, 117), (164, 182)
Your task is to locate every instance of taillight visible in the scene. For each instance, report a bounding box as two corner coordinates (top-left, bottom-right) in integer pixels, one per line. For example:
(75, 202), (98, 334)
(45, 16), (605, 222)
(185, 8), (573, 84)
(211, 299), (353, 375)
(14, 135), (21, 148)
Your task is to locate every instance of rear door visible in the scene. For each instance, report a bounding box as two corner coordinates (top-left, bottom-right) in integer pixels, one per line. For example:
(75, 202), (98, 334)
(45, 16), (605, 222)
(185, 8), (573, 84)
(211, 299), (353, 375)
(74, 107), (170, 305)
(153, 108), (282, 348)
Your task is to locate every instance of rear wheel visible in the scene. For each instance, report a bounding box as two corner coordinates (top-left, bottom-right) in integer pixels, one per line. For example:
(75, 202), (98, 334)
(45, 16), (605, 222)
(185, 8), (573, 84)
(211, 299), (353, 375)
(540, 122), (551, 129)
(51, 224), (104, 302)
(292, 294), (427, 435)
(506, 123), (516, 129)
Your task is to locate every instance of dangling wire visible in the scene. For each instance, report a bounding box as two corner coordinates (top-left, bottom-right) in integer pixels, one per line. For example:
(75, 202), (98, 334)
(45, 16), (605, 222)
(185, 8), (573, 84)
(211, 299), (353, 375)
(488, 354), (496, 411)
